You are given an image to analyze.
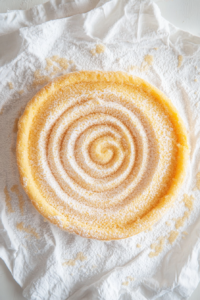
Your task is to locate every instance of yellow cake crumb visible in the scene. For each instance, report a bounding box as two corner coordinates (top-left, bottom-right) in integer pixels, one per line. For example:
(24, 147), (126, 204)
(91, 44), (106, 56)
(62, 252), (87, 267)
(32, 70), (50, 87)
(144, 54), (153, 65)
(4, 186), (14, 213)
(50, 65), (61, 76)
(8, 82), (14, 89)
(140, 61), (149, 72)
(51, 55), (59, 62)
(11, 185), (25, 215)
(18, 90), (24, 95)
(175, 211), (190, 229)
(76, 252), (87, 261)
(149, 237), (165, 257)
(126, 276), (134, 281)
(57, 57), (68, 70)
(183, 194), (194, 211)
(136, 244), (141, 248)
(122, 281), (129, 286)
(45, 58), (53, 71)
(16, 222), (39, 239)
(196, 172), (200, 190)
(71, 65), (77, 72)
(62, 259), (76, 266)
(96, 44), (106, 54)
(178, 55), (183, 68)
(168, 230), (179, 244)
(50, 56), (69, 70)
(128, 65), (138, 72)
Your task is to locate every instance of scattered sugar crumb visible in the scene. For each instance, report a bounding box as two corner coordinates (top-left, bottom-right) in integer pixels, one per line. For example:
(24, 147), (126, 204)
(90, 49), (96, 56)
(183, 194), (194, 211)
(4, 186), (14, 213)
(196, 172), (200, 190)
(45, 58), (53, 71)
(174, 194), (194, 229)
(128, 65), (138, 72)
(168, 230), (179, 244)
(122, 281), (129, 286)
(32, 70), (50, 87)
(11, 185), (25, 215)
(8, 82), (14, 89)
(140, 61), (149, 72)
(57, 57), (68, 70)
(50, 65), (61, 76)
(144, 54), (153, 65)
(126, 276), (134, 281)
(63, 252), (87, 267)
(149, 237), (165, 257)
(96, 44), (106, 54)
(91, 44), (105, 56)
(76, 252), (87, 261)
(175, 211), (190, 229)
(165, 221), (171, 226)
(178, 55), (183, 68)
(154, 47), (158, 50)
(16, 222), (40, 239)
(194, 78), (198, 82)
(62, 259), (76, 266)
(71, 65), (77, 72)
(51, 55), (59, 62)
(50, 56), (69, 70)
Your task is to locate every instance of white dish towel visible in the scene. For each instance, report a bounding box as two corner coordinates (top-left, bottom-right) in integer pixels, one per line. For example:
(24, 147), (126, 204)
(1, 0), (200, 299)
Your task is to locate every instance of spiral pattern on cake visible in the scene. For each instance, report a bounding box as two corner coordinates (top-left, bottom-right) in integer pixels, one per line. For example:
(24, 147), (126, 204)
(17, 71), (189, 240)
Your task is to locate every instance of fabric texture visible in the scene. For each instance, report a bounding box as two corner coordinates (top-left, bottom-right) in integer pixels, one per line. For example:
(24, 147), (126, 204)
(0, 0), (200, 299)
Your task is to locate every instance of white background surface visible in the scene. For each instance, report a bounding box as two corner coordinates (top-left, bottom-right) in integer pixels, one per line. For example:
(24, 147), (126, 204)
(0, 0), (200, 299)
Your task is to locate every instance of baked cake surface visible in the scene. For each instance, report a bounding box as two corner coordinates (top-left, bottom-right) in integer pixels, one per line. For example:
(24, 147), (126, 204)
(16, 71), (189, 240)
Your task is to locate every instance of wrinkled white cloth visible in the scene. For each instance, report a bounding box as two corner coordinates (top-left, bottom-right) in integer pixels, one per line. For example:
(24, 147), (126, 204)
(1, 0), (200, 299)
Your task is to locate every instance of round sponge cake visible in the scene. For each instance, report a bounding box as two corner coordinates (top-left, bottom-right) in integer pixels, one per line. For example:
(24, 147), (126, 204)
(16, 71), (189, 240)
